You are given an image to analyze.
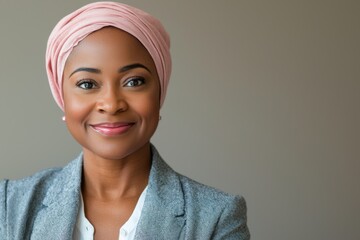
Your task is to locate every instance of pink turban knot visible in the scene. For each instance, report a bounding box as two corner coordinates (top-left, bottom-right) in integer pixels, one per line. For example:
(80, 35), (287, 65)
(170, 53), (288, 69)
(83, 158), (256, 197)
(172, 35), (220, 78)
(46, 1), (171, 111)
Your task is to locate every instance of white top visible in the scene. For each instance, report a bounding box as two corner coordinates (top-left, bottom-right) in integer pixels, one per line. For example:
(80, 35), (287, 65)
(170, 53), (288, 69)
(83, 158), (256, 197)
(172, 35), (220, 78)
(72, 186), (148, 240)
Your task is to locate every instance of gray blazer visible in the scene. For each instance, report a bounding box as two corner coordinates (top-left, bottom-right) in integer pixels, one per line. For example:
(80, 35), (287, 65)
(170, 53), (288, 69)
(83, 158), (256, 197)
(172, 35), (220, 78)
(0, 146), (250, 239)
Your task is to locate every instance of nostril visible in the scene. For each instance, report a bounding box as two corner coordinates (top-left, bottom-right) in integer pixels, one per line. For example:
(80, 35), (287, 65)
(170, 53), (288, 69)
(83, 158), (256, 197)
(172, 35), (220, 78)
(98, 108), (105, 113)
(96, 101), (127, 114)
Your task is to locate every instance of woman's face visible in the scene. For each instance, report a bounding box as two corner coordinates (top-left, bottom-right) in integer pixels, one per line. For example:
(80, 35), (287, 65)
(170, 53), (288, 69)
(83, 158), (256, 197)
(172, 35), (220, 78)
(62, 27), (160, 160)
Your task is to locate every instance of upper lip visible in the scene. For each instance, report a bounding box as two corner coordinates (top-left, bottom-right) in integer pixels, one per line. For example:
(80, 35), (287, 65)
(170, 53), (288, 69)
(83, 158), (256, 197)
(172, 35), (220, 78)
(90, 122), (135, 128)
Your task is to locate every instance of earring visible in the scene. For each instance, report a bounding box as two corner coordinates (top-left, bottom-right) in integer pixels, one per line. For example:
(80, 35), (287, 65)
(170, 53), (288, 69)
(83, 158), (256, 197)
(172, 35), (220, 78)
(159, 115), (162, 121)
(62, 116), (66, 121)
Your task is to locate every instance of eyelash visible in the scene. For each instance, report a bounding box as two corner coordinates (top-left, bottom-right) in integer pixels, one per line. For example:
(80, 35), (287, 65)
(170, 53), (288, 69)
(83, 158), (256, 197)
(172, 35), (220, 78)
(75, 77), (146, 90)
(76, 79), (98, 90)
(123, 77), (145, 87)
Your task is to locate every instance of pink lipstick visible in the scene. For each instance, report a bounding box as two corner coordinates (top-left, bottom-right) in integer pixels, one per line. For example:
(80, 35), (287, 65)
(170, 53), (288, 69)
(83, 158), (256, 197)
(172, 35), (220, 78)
(90, 122), (134, 136)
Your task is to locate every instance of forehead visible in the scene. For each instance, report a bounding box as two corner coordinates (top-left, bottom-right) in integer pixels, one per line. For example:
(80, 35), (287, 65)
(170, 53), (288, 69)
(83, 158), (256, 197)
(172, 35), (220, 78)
(65, 27), (155, 71)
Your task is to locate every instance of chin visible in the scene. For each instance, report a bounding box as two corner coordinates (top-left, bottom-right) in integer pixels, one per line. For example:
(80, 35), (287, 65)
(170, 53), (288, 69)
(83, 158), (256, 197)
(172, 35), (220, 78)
(84, 140), (151, 161)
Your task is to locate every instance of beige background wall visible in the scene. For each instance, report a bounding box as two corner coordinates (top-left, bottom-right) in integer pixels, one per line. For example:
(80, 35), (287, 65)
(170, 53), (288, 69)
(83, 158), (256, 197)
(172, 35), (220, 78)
(0, 0), (359, 239)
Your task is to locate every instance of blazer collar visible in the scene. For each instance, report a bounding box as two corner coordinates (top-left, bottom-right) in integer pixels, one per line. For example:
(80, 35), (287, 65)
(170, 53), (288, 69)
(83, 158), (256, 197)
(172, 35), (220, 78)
(30, 145), (186, 239)
(135, 145), (186, 239)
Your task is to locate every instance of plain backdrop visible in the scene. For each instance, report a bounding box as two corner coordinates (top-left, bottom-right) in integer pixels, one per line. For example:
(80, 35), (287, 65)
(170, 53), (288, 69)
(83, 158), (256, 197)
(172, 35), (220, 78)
(0, 0), (359, 239)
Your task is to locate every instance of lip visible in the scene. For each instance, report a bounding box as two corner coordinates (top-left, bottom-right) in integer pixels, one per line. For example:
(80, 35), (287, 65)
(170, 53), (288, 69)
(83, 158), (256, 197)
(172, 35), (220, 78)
(89, 122), (135, 136)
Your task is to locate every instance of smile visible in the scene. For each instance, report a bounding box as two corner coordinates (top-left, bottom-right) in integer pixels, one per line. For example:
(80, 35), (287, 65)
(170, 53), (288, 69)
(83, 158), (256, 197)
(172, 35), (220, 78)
(89, 122), (135, 136)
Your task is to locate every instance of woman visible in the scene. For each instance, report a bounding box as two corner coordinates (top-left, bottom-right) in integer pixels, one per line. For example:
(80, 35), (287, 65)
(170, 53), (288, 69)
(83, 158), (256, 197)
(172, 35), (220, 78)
(0, 2), (250, 239)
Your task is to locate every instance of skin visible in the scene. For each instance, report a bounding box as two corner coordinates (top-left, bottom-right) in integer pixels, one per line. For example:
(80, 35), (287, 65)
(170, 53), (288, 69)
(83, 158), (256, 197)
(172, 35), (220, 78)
(62, 27), (161, 239)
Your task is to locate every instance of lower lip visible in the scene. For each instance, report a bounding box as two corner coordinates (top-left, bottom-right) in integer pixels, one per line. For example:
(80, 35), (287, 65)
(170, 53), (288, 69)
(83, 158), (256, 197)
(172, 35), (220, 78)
(90, 124), (134, 136)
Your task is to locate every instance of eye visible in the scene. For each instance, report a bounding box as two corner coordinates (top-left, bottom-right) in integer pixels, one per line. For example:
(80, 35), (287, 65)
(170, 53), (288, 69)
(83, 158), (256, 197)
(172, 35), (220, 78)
(76, 79), (98, 90)
(124, 77), (145, 87)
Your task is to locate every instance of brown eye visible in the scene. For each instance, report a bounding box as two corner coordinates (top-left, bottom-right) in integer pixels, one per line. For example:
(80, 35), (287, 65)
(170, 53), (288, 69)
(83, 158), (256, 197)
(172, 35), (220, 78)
(124, 77), (145, 87)
(76, 80), (98, 89)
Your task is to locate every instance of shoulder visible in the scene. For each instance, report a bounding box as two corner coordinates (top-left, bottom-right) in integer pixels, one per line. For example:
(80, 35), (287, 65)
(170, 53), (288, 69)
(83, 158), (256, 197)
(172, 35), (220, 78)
(2, 155), (82, 199)
(150, 145), (248, 218)
(0, 167), (61, 238)
(167, 171), (249, 239)
(177, 173), (247, 218)
(153, 154), (250, 238)
(4, 167), (61, 192)
(0, 167), (62, 219)
(178, 173), (242, 207)
(0, 156), (82, 230)
(1, 157), (79, 203)
(176, 173), (250, 239)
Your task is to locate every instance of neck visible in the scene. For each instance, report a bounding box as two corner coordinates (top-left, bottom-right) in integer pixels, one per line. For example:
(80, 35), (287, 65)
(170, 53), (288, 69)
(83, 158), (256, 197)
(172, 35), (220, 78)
(81, 143), (151, 201)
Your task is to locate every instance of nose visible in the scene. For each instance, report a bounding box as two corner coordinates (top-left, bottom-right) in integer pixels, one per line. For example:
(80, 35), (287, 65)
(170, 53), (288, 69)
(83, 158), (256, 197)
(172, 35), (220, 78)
(96, 86), (127, 114)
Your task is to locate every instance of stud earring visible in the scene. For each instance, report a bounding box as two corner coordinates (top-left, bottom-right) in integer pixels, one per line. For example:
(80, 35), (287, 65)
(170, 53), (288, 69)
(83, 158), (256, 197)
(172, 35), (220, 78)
(62, 116), (66, 121)
(159, 115), (162, 121)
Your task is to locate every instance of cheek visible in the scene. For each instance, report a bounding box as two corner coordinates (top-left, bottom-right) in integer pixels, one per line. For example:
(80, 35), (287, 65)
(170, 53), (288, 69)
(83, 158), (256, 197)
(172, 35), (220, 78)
(63, 90), (94, 131)
(63, 96), (94, 148)
(133, 93), (160, 127)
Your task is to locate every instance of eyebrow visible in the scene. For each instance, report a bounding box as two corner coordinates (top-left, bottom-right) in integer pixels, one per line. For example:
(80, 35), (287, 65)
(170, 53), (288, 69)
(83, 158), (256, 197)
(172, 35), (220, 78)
(119, 63), (151, 74)
(69, 63), (151, 78)
(69, 67), (100, 77)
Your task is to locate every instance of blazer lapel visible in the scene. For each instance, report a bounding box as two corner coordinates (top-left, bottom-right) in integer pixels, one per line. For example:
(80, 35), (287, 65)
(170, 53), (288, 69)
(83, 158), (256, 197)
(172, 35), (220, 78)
(135, 146), (186, 239)
(30, 155), (83, 240)
(29, 147), (185, 239)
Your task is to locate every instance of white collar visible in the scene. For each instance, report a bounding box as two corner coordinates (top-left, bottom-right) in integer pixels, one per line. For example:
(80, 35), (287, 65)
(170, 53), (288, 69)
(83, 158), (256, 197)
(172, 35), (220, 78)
(73, 186), (148, 240)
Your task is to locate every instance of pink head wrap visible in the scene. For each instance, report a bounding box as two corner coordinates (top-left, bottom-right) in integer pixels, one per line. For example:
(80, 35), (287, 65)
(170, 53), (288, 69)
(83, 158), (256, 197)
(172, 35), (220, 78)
(46, 1), (171, 111)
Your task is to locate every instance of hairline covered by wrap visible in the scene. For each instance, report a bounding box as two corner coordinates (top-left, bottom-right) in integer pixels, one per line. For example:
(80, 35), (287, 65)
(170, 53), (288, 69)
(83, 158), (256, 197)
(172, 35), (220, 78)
(46, 1), (171, 111)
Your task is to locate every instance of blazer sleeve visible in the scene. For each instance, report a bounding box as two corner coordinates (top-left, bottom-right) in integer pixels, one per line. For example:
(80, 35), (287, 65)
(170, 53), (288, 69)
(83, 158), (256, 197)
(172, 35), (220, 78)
(0, 180), (8, 239)
(212, 195), (250, 240)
